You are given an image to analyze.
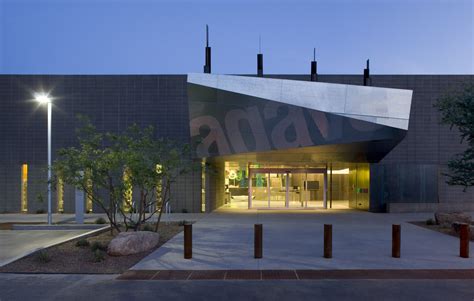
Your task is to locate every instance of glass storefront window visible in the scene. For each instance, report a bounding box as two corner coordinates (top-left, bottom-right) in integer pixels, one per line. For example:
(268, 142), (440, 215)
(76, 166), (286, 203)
(225, 162), (249, 209)
(57, 176), (64, 213)
(201, 160), (206, 212)
(21, 164), (28, 212)
(223, 161), (369, 211)
(122, 167), (132, 213)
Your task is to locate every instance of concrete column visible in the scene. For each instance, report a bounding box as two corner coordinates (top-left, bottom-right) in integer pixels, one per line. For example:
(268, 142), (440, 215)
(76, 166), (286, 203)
(74, 188), (84, 224)
(248, 165), (252, 209)
(267, 173), (271, 208)
(323, 171), (328, 209)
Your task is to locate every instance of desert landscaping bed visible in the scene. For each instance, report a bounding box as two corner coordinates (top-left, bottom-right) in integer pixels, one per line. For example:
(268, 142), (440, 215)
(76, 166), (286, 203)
(410, 221), (474, 241)
(0, 222), (186, 274)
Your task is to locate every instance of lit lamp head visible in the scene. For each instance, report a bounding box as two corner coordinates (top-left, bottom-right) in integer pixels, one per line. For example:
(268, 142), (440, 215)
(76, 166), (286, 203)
(34, 93), (52, 104)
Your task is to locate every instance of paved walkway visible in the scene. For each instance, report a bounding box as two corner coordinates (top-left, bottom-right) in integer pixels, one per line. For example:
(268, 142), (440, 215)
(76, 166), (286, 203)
(133, 209), (474, 270)
(0, 229), (90, 266)
(0, 212), (207, 224)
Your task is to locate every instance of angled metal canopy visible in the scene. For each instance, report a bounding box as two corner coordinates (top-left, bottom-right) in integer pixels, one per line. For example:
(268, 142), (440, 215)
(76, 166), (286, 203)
(187, 73), (413, 162)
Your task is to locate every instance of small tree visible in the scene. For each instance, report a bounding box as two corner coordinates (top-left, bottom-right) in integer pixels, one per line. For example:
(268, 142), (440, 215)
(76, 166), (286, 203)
(109, 124), (194, 231)
(53, 116), (194, 232)
(436, 82), (474, 191)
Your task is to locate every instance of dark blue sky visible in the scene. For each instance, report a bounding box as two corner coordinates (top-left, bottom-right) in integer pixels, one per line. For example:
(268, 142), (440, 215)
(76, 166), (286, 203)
(0, 0), (472, 74)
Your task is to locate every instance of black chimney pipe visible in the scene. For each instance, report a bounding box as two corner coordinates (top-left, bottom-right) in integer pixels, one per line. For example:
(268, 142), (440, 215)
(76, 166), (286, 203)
(311, 48), (318, 82)
(203, 25), (211, 74)
(257, 35), (263, 77)
(363, 59), (370, 86)
(257, 54), (263, 77)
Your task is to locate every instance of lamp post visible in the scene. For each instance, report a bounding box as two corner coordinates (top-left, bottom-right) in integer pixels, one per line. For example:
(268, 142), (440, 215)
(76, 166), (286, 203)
(35, 93), (53, 225)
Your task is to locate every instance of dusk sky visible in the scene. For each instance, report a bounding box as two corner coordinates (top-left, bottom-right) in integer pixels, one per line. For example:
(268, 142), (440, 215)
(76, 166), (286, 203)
(0, 0), (472, 75)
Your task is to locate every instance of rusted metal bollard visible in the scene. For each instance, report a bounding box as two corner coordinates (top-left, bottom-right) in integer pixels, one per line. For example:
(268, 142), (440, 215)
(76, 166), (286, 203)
(254, 224), (263, 259)
(392, 224), (401, 258)
(184, 223), (192, 259)
(324, 224), (332, 258)
(460, 223), (470, 258)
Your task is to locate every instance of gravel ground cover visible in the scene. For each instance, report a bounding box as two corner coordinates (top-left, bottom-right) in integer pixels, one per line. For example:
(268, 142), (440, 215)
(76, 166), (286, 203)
(410, 221), (474, 241)
(0, 222), (185, 274)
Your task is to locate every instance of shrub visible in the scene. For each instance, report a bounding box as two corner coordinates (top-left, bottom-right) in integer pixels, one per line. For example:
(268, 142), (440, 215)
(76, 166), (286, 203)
(93, 250), (106, 262)
(36, 209), (46, 214)
(95, 217), (107, 224)
(35, 250), (51, 263)
(75, 238), (90, 247)
(426, 218), (435, 226)
(141, 224), (154, 232)
(90, 241), (107, 252)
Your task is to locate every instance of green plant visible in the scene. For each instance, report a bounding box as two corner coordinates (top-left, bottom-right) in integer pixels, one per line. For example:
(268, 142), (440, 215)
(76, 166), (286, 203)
(435, 83), (474, 190)
(141, 224), (154, 232)
(90, 241), (107, 252)
(426, 218), (435, 226)
(75, 238), (90, 247)
(35, 208), (46, 214)
(35, 250), (51, 263)
(93, 250), (106, 262)
(95, 217), (107, 224)
(36, 193), (45, 204)
(52, 116), (197, 233)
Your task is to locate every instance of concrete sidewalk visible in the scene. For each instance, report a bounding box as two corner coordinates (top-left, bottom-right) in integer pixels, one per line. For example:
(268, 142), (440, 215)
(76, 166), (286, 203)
(0, 212), (207, 224)
(0, 229), (90, 266)
(133, 209), (474, 270)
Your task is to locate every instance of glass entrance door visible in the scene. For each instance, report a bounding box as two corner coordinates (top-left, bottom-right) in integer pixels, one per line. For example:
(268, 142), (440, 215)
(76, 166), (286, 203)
(288, 172), (304, 208)
(304, 173), (326, 208)
(249, 168), (327, 209)
(251, 172), (268, 208)
(269, 173), (287, 208)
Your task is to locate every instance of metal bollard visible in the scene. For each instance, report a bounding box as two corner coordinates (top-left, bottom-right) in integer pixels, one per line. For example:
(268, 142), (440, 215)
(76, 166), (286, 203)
(392, 224), (401, 258)
(184, 223), (192, 259)
(254, 224), (262, 258)
(460, 223), (470, 258)
(324, 224), (332, 258)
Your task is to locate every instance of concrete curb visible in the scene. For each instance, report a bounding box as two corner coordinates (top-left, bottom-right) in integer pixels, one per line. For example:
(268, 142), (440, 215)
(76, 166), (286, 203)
(117, 269), (474, 281)
(12, 224), (107, 230)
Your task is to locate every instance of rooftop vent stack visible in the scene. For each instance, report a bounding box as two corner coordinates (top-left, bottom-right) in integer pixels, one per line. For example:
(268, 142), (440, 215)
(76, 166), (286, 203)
(257, 35), (263, 77)
(363, 59), (370, 86)
(203, 25), (211, 74)
(310, 48), (318, 82)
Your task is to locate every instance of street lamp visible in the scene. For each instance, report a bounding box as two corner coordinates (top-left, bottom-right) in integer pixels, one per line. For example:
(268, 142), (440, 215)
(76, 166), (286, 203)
(35, 93), (53, 225)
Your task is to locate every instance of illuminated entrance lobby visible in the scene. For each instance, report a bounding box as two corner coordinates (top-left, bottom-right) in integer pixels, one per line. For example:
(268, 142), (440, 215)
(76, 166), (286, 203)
(224, 162), (369, 210)
(188, 73), (412, 211)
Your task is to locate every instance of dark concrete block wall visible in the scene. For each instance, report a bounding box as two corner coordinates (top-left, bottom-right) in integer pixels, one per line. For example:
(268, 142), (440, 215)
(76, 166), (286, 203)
(206, 161), (225, 212)
(0, 75), (200, 213)
(169, 171), (202, 213)
(0, 164), (21, 212)
(371, 75), (474, 212)
(0, 74), (472, 213)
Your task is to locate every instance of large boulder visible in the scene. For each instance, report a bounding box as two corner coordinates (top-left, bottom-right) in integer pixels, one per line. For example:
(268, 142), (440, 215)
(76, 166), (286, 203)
(107, 231), (160, 256)
(434, 212), (472, 227)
